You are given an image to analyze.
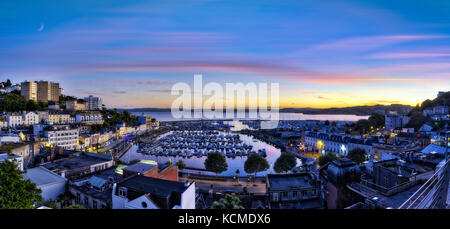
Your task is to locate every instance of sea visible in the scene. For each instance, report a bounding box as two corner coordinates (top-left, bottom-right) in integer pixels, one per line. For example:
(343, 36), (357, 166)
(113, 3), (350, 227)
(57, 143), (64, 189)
(130, 111), (369, 122)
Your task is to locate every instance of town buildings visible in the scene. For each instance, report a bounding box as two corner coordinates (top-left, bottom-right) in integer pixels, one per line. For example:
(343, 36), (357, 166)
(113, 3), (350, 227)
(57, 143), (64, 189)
(84, 95), (103, 110)
(266, 173), (322, 209)
(42, 152), (114, 180)
(21, 81), (59, 102)
(66, 99), (88, 111)
(24, 166), (67, 201)
(112, 175), (196, 209)
(385, 112), (410, 131)
(75, 112), (104, 125)
(44, 125), (79, 150)
(304, 131), (375, 156)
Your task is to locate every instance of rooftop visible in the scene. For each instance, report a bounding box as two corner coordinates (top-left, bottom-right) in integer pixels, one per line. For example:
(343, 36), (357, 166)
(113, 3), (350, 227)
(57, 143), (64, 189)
(42, 152), (112, 172)
(117, 175), (189, 198)
(123, 162), (157, 174)
(23, 166), (66, 187)
(267, 173), (317, 191)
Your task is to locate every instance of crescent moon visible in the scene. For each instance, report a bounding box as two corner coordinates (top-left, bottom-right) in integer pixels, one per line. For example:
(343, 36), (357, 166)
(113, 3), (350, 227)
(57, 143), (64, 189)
(37, 24), (45, 32)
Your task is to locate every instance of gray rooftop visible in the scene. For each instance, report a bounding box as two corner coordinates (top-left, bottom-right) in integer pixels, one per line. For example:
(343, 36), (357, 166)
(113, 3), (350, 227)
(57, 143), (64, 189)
(24, 166), (66, 187)
(42, 152), (112, 172)
(123, 162), (157, 174)
(267, 173), (316, 191)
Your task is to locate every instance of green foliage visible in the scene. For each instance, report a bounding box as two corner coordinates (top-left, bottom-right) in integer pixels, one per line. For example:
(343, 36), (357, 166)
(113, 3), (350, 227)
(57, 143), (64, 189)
(318, 153), (338, 167)
(176, 160), (186, 170)
(0, 93), (47, 112)
(347, 148), (367, 164)
(0, 159), (42, 209)
(204, 152), (228, 176)
(406, 112), (428, 131)
(101, 109), (139, 128)
(211, 194), (244, 209)
(274, 152), (297, 173)
(244, 153), (269, 177)
(354, 119), (371, 134)
(368, 113), (385, 129)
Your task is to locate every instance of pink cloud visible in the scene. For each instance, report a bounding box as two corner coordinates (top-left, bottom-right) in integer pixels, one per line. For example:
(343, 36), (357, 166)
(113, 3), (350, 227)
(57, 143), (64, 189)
(368, 52), (450, 59)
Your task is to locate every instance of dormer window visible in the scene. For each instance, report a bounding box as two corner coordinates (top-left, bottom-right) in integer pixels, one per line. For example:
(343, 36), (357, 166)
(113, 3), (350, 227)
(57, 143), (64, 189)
(118, 187), (127, 198)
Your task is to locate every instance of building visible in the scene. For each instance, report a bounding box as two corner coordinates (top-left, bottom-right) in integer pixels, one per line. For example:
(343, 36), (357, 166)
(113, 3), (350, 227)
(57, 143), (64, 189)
(48, 111), (71, 124)
(69, 168), (123, 209)
(112, 175), (195, 209)
(48, 102), (61, 110)
(304, 131), (374, 156)
(0, 153), (23, 171)
(44, 125), (79, 150)
(323, 158), (362, 209)
(37, 81), (60, 102)
(371, 159), (433, 190)
(21, 81), (38, 101)
(42, 152), (114, 180)
(432, 106), (449, 115)
(6, 112), (23, 127)
(66, 99), (88, 111)
(0, 142), (40, 169)
(75, 112), (104, 125)
(385, 112), (410, 131)
(0, 117), (7, 128)
(437, 91), (449, 97)
(84, 95), (103, 110)
(24, 166), (67, 201)
(20, 81), (59, 102)
(0, 133), (21, 144)
(266, 173), (322, 209)
(23, 111), (40, 126)
(122, 163), (179, 182)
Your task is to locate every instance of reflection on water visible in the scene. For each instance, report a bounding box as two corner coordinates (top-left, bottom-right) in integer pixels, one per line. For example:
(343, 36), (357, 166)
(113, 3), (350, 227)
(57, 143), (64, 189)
(120, 133), (301, 176)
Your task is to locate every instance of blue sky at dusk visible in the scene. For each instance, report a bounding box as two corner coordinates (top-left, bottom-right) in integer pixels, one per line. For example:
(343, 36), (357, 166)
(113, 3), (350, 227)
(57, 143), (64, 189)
(1, 0), (449, 108)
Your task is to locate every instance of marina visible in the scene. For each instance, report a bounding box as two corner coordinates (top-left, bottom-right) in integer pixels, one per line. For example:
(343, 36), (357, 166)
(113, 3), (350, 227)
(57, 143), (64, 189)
(120, 130), (301, 176)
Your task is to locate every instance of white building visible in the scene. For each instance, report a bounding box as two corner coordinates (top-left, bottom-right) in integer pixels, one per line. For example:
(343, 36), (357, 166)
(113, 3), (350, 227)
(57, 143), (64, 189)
(385, 112), (410, 131)
(6, 112), (23, 127)
(75, 112), (104, 125)
(23, 111), (40, 126)
(112, 175), (195, 209)
(45, 125), (79, 150)
(84, 95), (103, 110)
(23, 166), (67, 201)
(304, 131), (374, 156)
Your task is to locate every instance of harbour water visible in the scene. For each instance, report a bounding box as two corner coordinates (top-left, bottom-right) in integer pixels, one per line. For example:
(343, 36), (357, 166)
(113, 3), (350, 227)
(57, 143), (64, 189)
(120, 133), (301, 176)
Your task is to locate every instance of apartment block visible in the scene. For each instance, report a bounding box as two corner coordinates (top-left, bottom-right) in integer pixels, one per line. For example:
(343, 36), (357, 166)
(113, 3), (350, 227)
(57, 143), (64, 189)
(20, 81), (59, 102)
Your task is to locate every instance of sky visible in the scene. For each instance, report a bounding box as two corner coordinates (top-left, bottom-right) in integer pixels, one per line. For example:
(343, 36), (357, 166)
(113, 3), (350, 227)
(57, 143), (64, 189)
(0, 0), (450, 109)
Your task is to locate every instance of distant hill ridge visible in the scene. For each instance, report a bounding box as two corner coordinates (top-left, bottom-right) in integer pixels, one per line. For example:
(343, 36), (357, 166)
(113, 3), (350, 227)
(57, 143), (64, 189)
(120, 104), (413, 116)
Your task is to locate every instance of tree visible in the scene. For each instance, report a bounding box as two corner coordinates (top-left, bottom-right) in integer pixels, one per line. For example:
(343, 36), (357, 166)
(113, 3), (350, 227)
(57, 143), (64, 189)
(204, 152), (228, 176)
(368, 113), (385, 129)
(211, 194), (244, 209)
(244, 153), (269, 178)
(354, 119), (371, 134)
(274, 152), (297, 173)
(318, 153), (338, 167)
(0, 158), (42, 209)
(176, 160), (186, 170)
(347, 148), (367, 165)
(406, 112), (428, 131)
